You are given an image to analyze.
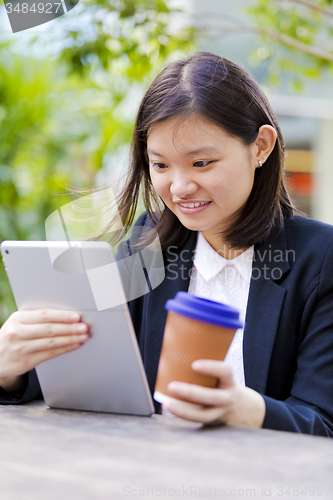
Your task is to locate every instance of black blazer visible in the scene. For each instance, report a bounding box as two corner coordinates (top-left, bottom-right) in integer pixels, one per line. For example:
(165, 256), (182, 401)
(1, 212), (333, 436)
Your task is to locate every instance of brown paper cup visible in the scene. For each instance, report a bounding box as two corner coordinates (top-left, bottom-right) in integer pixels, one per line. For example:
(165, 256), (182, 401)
(154, 292), (242, 405)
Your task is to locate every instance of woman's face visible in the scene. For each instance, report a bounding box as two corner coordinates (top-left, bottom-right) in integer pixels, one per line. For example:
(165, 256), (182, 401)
(147, 114), (259, 251)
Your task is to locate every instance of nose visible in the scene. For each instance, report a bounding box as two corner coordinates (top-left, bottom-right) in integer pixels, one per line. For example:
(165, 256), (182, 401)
(170, 175), (199, 199)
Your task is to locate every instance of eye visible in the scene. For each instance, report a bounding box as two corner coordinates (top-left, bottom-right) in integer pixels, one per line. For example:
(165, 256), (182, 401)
(193, 160), (212, 168)
(151, 162), (168, 170)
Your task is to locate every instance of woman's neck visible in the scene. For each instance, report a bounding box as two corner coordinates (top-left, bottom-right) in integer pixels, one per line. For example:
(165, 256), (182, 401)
(201, 230), (247, 260)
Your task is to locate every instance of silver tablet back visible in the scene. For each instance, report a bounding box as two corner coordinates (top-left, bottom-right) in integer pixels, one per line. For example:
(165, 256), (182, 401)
(1, 241), (154, 416)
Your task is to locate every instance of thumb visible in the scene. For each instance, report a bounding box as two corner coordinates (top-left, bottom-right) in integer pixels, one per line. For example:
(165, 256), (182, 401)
(192, 359), (235, 389)
(217, 363), (234, 389)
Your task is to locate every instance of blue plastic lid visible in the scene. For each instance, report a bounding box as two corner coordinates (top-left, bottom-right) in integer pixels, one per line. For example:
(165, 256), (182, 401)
(165, 291), (243, 329)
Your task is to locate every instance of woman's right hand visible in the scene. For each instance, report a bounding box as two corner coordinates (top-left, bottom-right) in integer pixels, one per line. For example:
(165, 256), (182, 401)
(0, 309), (89, 392)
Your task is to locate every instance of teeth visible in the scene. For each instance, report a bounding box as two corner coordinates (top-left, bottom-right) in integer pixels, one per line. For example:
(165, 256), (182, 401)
(179, 202), (209, 208)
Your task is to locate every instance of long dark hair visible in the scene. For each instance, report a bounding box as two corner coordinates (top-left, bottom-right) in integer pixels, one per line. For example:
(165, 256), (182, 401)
(111, 51), (295, 250)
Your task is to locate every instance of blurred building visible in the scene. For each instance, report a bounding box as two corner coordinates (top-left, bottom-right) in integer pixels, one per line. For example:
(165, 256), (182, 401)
(189, 0), (333, 224)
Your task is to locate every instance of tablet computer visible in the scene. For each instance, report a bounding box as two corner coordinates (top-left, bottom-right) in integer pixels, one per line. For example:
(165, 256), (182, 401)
(1, 240), (154, 416)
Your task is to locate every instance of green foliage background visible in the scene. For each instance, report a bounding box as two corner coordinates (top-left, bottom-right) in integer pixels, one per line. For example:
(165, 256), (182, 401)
(246, 0), (333, 90)
(0, 0), (196, 324)
(1, 0), (332, 325)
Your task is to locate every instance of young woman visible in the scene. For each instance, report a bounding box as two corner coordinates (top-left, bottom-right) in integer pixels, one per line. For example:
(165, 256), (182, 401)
(1, 52), (333, 436)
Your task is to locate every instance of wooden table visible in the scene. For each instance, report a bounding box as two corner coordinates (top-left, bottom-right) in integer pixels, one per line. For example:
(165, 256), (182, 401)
(0, 402), (332, 500)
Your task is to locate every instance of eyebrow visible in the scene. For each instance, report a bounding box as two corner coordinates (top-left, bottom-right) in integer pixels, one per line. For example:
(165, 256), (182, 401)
(147, 146), (220, 157)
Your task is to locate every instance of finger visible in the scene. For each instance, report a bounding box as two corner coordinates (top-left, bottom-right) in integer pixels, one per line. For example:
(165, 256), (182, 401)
(16, 332), (89, 355)
(16, 309), (81, 325)
(192, 360), (234, 388)
(16, 322), (88, 340)
(163, 400), (225, 425)
(168, 381), (230, 407)
(28, 342), (83, 369)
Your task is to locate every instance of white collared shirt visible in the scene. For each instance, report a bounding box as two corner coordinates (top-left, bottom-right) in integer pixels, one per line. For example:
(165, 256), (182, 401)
(188, 232), (254, 386)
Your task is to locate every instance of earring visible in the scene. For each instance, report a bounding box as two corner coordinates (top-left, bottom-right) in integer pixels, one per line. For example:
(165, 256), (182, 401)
(258, 160), (263, 168)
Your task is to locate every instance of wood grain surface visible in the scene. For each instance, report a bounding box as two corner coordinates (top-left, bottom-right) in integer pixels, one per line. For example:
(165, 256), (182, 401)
(0, 401), (332, 500)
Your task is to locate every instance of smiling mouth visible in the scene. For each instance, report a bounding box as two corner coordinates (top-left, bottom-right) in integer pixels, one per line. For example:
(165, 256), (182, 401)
(178, 201), (211, 208)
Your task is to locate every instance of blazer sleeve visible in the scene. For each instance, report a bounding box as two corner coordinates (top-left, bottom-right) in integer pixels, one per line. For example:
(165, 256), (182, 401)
(262, 237), (333, 436)
(0, 369), (42, 405)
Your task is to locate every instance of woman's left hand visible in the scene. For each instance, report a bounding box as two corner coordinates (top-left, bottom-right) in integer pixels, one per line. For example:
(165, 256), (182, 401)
(163, 360), (266, 428)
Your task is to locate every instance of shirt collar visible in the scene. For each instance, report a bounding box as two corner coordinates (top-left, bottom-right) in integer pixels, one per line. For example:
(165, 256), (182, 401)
(193, 232), (254, 284)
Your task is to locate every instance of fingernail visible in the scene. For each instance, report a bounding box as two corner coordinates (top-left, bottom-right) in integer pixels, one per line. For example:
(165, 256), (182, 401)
(79, 334), (88, 341)
(164, 402), (175, 412)
(192, 360), (203, 369)
(70, 313), (80, 321)
(77, 324), (87, 332)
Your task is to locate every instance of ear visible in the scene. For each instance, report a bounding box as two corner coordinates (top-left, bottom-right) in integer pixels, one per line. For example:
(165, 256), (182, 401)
(253, 125), (277, 169)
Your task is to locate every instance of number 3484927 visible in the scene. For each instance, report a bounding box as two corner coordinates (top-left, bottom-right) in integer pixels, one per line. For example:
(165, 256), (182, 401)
(5, 3), (62, 14)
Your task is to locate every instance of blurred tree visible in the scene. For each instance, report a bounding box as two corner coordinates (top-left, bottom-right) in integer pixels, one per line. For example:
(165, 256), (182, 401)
(245, 0), (333, 89)
(193, 0), (333, 89)
(0, 54), (75, 321)
(0, 0), (196, 324)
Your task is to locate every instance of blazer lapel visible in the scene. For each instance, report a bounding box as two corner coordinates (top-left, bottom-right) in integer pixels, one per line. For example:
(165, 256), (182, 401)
(143, 224), (291, 397)
(243, 227), (290, 393)
(143, 230), (198, 395)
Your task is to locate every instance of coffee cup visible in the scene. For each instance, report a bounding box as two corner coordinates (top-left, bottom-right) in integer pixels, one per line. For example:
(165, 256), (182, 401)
(154, 291), (242, 407)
